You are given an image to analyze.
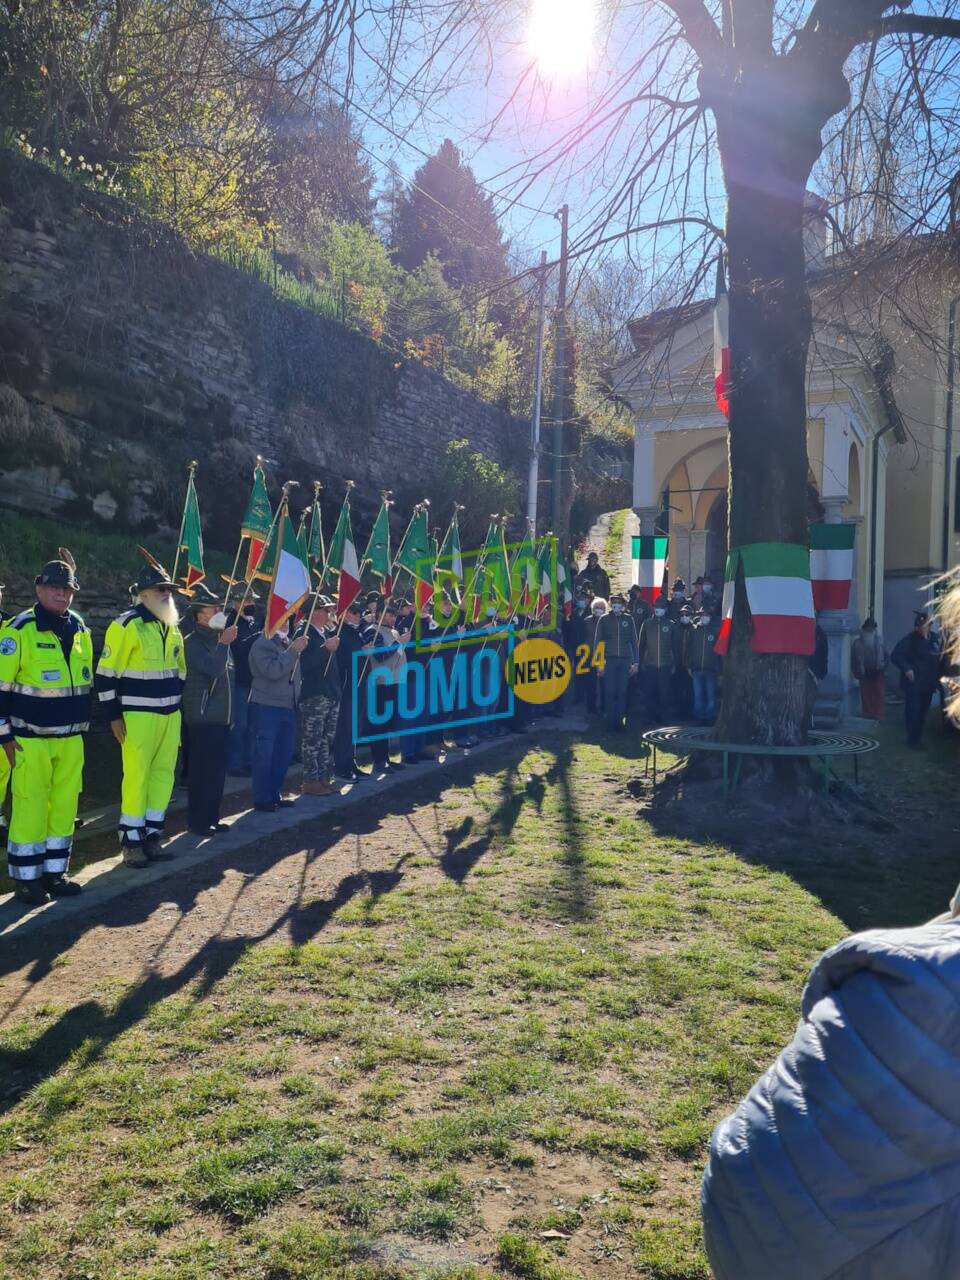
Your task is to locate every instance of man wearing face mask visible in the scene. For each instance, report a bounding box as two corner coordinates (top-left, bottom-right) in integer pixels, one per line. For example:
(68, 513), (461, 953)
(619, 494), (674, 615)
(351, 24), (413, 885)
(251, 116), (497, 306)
(891, 610), (942, 749)
(182, 584), (239, 836)
(671, 604), (695, 719)
(568, 590), (591, 705)
(687, 609), (722, 724)
(596, 594), (639, 730)
(637, 595), (675, 722)
(0, 552), (92, 905)
(668, 577), (688, 622)
(585, 596), (607, 714)
(96, 556), (187, 865)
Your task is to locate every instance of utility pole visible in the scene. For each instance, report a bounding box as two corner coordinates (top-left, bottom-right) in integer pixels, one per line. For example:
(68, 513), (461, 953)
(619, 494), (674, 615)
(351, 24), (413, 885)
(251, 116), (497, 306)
(551, 204), (569, 540)
(526, 251), (549, 532)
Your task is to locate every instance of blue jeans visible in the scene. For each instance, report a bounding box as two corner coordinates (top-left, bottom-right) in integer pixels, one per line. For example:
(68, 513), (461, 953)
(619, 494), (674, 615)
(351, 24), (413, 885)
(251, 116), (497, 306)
(227, 691), (256, 772)
(603, 659), (631, 728)
(252, 704), (296, 805)
(691, 670), (718, 722)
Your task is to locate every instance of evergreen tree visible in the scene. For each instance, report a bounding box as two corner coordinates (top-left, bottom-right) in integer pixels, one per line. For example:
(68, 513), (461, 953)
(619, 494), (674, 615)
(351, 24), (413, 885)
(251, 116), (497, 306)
(392, 139), (508, 288)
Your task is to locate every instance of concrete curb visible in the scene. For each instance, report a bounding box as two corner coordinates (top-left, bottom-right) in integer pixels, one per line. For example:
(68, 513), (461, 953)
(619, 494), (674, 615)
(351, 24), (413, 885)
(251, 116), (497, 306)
(0, 716), (587, 943)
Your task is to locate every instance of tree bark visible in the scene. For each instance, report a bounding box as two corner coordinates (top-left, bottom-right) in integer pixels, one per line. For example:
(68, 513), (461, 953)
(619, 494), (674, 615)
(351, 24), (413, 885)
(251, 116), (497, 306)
(711, 86), (825, 746)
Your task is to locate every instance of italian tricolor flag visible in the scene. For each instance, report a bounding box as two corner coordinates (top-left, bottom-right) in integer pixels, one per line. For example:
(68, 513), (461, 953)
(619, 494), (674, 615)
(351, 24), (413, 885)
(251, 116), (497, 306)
(265, 508), (312, 637)
(810, 522), (855, 611)
(715, 542), (815, 656)
(632, 535), (668, 605)
(557, 553), (574, 618)
(327, 494), (362, 615)
(714, 257), (730, 420)
(536, 539), (556, 616)
(242, 461), (274, 582)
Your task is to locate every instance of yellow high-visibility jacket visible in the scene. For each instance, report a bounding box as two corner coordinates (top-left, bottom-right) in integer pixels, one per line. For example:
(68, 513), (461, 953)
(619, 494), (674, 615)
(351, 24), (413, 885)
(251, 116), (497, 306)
(0, 607), (93, 740)
(96, 605), (185, 721)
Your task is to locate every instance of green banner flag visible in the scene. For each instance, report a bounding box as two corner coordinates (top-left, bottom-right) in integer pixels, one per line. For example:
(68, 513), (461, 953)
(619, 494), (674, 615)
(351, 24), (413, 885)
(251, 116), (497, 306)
(364, 499), (393, 590)
(395, 505), (432, 584)
(242, 461), (273, 581)
(179, 472), (205, 590)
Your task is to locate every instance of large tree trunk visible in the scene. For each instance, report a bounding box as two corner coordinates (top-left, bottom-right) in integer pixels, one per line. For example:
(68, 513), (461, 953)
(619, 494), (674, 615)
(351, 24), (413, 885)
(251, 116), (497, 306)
(712, 104), (822, 746)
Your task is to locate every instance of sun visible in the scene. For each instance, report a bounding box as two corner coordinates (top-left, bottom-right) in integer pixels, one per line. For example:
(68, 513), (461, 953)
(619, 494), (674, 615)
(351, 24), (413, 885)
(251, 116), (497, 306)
(528, 0), (596, 79)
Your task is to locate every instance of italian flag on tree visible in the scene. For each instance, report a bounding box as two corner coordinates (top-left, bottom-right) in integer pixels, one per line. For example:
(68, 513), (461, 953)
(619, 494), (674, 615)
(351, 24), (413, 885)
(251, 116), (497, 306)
(715, 542), (816, 657)
(265, 508), (311, 637)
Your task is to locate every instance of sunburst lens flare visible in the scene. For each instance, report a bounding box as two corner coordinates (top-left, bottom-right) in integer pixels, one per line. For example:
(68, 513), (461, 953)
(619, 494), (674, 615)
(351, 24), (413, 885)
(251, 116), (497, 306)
(528, 0), (596, 79)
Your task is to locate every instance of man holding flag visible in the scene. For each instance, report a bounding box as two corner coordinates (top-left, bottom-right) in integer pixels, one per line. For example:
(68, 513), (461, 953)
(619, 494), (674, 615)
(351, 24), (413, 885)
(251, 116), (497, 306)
(247, 496), (311, 812)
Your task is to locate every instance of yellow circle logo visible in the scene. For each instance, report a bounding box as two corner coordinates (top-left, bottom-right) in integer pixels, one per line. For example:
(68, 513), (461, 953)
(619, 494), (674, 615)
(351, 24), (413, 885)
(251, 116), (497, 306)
(510, 637), (571, 705)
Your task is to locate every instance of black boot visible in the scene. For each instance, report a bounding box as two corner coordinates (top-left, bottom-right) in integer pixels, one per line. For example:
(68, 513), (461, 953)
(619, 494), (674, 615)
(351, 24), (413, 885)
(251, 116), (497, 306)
(13, 880), (47, 907)
(43, 873), (83, 897)
(143, 837), (175, 862)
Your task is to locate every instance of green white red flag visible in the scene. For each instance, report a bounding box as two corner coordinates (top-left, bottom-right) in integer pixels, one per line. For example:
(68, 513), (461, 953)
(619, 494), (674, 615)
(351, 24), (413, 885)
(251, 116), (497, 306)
(327, 493), (362, 615)
(177, 470), (205, 590)
(557, 552), (574, 618)
(438, 514), (463, 586)
(306, 493), (325, 577)
(810, 523), (856, 611)
(265, 505), (311, 637)
(632, 534), (668, 606)
(715, 542), (815, 656)
(536, 539), (556, 617)
(242, 461), (273, 581)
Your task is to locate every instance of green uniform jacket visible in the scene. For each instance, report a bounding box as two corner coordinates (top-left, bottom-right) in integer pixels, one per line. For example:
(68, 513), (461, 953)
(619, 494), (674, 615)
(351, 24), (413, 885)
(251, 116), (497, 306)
(638, 616), (675, 670)
(685, 622), (723, 673)
(596, 612), (639, 663)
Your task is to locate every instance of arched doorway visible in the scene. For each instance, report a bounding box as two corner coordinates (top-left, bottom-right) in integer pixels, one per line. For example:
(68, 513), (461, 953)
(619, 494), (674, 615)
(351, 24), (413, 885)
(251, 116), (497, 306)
(705, 492), (728, 582)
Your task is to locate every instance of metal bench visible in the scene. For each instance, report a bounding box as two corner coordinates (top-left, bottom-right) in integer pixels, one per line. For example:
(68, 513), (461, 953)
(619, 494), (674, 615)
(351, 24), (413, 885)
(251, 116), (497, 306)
(641, 726), (880, 796)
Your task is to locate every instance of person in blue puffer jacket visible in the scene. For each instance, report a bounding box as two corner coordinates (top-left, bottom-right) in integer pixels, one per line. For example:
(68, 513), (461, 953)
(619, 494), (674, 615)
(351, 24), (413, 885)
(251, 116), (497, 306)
(704, 575), (960, 1280)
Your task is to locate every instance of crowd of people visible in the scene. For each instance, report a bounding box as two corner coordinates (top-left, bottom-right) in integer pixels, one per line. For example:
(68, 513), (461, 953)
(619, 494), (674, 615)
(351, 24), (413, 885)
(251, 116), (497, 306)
(0, 545), (954, 907)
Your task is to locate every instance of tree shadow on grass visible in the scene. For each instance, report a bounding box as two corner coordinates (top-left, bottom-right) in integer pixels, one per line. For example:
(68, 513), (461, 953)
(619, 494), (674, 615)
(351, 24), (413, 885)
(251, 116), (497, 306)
(0, 735), (576, 1117)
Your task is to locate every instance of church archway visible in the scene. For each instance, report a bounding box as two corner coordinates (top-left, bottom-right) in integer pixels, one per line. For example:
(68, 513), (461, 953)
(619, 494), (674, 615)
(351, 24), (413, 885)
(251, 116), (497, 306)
(705, 492), (728, 582)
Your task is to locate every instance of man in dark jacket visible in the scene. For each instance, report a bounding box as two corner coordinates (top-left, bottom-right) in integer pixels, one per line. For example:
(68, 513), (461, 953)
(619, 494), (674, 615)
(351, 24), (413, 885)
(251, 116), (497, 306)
(576, 551), (611, 601)
(296, 596), (341, 795)
(891, 609), (942, 748)
(332, 599), (368, 781)
(596, 593), (639, 730)
(637, 596), (674, 721)
(182, 585), (238, 837)
(687, 609), (722, 723)
(227, 586), (261, 777)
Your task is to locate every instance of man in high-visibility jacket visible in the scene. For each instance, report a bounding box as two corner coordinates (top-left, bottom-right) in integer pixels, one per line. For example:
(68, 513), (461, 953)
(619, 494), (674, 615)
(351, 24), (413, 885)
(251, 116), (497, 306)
(0, 556), (92, 906)
(0, 581), (11, 836)
(96, 560), (185, 866)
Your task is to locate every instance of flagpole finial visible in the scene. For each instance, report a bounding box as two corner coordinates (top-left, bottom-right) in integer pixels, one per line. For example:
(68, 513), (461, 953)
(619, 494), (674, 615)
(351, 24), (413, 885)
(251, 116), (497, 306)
(454, 502), (464, 513)
(313, 479), (322, 496)
(422, 497), (431, 507)
(381, 489), (392, 500)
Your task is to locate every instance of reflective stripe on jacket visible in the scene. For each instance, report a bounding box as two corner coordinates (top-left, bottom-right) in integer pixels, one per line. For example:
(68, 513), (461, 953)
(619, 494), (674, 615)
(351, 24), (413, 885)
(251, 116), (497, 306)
(96, 605), (186, 719)
(0, 608), (93, 740)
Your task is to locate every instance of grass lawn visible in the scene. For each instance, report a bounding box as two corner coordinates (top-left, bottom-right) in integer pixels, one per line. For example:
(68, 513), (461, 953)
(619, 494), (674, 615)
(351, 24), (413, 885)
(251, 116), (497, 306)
(0, 717), (956, 1279)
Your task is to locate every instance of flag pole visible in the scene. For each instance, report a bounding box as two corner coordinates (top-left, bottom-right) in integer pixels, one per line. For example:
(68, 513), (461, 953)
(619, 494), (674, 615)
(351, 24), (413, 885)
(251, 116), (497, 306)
(310, 479), (326, 582)
(235, 480), (295, 622)
(224, 455), (266, 612)
(171, 459), (198, 586)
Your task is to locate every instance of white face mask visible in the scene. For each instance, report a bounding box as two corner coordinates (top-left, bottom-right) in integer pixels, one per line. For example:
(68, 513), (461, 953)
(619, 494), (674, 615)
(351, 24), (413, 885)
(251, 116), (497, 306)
(703, 584), (713, 595)
(207, 610), (228, 630)
(612, 604), (624, 614)
(654, 608), (666, 618)
(592, 609), (604, 618)
(680, 616), (692, 625)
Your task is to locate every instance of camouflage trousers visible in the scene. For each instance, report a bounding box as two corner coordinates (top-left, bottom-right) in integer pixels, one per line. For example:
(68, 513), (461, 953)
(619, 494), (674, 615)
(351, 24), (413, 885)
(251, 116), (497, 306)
(300, 695), (339, 782)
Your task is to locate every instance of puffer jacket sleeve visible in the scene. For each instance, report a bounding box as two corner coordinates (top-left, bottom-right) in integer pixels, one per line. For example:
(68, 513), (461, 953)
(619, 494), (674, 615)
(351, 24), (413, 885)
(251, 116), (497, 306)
(702, 920), (960, 1280)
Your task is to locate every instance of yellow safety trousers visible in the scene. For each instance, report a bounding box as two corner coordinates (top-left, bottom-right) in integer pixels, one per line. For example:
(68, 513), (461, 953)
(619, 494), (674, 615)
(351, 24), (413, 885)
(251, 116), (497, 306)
(119, 710), (181, 844)
(0, 748), (9, 813)
(8, 736), (84, 881)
